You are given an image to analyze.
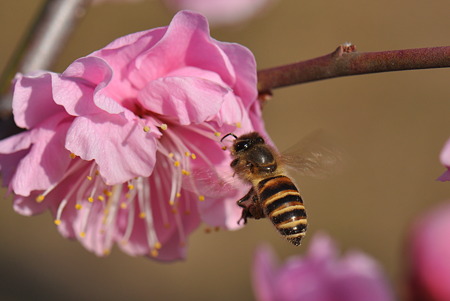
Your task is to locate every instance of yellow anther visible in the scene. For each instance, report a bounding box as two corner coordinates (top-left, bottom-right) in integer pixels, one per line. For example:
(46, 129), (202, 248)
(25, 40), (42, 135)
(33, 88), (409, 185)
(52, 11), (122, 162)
(54, 219), (61, 226)
(173, 161), (180, 167)
(236, 122), (242, 128)
(95, 170), (100, 176)
(88, 197), (94, 203)
(86, 176), (92, 181)
(204, 227), (212, 234)
(214, 131), (221, 137)
(181, 169), (190, 176)
(103, 249), (111, 256)
(184, 151), (191, 156)
(35, 195), (45, 203)
(150, 249), (159, 257)
(127, 184), (135, 190)
(191, 153), (197, 160)
(214, 226), (221, 232)
(160, 124), (168, 130)
(103, 190), (113, 197)
(198, 195), (205, 202)
(169, 200), (175, 206)
(168, 153), (174, 158)
(139, 212), (146, 219)
(75, 204), (82, 210)
(69, 153), (76, 159)
(97, 195), (105, 201)
(80, 232), (86, 238)
(171, 208), (178, 214)
(154, 242), (162, 250)
(176, 192), (181, 198)
(143, 125), (150, 132)
(221, 146), (227, 150)
(120, 202), (127, 209)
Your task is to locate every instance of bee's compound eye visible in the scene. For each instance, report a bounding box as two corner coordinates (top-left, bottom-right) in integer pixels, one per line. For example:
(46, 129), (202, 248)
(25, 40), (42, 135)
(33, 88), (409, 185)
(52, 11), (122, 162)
(235, 141), (249, 152)
(256, 137), (264, 144)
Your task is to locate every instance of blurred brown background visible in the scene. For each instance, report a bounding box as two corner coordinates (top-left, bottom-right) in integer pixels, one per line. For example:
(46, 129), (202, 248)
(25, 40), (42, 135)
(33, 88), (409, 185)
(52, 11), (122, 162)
(1, 0), (449, 300)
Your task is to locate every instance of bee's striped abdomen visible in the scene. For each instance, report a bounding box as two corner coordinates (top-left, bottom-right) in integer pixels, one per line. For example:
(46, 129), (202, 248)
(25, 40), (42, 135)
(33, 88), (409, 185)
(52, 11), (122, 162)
(258, 175), (307, 246)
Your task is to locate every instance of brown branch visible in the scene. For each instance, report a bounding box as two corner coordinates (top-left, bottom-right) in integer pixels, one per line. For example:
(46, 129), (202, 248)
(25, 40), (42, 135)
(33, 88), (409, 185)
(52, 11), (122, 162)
(257, 44), (450, 94)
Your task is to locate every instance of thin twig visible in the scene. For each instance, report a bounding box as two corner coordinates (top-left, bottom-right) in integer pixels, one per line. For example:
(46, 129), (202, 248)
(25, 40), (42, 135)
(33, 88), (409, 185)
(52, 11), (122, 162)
(0, 0), (91, 117)
(257, 44), (450, 94)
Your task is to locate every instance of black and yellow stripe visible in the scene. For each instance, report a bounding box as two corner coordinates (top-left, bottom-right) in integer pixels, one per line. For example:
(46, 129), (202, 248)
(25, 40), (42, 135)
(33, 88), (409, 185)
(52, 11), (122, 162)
(257, 175), (307, 246)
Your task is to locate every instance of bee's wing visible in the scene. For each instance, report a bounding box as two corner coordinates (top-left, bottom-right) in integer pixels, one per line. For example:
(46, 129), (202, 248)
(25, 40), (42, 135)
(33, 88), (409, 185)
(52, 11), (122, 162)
(280, 130), (344, 178)
(182, 166), (249, 199)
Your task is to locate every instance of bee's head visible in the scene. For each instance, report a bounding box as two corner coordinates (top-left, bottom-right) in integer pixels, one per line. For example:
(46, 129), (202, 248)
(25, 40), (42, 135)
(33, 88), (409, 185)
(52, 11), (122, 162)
(221, 132), (265, 153)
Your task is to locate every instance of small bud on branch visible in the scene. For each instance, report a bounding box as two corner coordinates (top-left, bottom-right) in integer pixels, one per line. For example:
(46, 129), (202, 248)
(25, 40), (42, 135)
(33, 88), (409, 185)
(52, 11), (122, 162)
(257, 44), (450, 94)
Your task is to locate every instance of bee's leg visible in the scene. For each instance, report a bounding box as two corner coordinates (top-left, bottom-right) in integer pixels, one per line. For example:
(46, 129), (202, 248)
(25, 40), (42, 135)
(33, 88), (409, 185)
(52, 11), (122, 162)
(237, 188), (255, 225)
(237, 188), (265, 225)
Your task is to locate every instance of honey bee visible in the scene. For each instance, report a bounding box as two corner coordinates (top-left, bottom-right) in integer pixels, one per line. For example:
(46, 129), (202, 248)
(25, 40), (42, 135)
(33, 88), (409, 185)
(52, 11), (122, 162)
(222, 132), (308, 246)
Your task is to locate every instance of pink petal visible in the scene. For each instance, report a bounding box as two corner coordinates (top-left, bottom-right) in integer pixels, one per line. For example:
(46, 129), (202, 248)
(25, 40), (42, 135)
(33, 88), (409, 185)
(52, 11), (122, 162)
(13, 193), (49, 216)
(216, 40), (258, 107)
(12, 72), (65, 129)
(63, 56), (112, 86)
(252, 234), (395, 301)
(73, 201), (115, 256)
(440, 138), (450, 167)
(9, 115), (72, 196)
(138, 76), (229, 125)
(215, 93), (250, 127)
(0, 151), (28, 188)
(90, 29), (167, 99)
(52, 75), (102, 117)
(0, 130), (32, 153)
(56, 57), (130, 115)
(129, 11), (237, 91)
(410, 202), (450, 301)
(253, 245), (279, 301)
(65, 114), (157, 185)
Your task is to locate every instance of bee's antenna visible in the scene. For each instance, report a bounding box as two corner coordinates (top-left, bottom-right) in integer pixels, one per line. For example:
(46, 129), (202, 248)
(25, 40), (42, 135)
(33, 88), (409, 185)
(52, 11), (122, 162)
(221, 133), (238, 142)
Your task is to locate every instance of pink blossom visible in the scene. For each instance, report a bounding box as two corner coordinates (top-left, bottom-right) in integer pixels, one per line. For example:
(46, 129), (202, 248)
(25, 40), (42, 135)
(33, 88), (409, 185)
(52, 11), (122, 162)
(438, 138), (450, 181)
(92, 0), (142, 5)
(408, 202), (450, 301)
(0, 10), (265, 261)
(253, 234), (395, 301)
(163, 0), (277, 26)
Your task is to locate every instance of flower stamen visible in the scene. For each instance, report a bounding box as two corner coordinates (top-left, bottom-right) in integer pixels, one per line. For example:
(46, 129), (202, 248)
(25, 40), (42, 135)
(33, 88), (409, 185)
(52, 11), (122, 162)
(35, 182), (58, 203)
(136, 177), (161, 254)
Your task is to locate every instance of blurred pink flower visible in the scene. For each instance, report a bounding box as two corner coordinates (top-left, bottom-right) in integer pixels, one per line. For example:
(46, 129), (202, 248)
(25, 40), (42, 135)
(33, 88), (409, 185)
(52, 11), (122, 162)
(92, 0), (142, 5)
(163, 0), (278, 26)
(0, 10), (265, 261)
(253, 234), (395, 301)
(438, 138), (450, 181)
(408, 202), (450, 301)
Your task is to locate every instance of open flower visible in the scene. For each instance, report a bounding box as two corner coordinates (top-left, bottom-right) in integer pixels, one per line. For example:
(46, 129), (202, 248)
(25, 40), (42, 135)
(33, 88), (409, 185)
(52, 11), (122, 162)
(0, 10), (265, 261)
(408, 202), (450, 301)
(438, 138), (450, 181)
(253, 234), (395, 301)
